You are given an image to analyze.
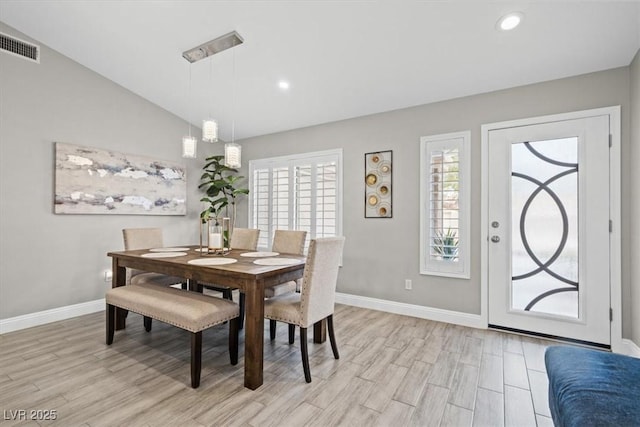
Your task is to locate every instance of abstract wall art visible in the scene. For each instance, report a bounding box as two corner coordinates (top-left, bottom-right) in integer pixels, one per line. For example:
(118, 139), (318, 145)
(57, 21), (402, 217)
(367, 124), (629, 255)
(54, 142), (186, 215)
(364, 150), (392, 218)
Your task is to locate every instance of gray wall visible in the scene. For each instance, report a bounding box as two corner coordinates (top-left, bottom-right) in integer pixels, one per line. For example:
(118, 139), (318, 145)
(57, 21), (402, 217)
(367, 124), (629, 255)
(237, 66), (634, 338)
(631, 50), (640, 347)
(0, 23), (219, 319)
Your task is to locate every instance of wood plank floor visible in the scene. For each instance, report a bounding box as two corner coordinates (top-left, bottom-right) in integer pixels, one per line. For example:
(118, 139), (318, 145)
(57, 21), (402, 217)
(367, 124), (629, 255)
(0, 304), (563, 426)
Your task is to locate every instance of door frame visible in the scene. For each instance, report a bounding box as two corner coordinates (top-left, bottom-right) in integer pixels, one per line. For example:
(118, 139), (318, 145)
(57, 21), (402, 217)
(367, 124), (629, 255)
(480, 106), (622, 351)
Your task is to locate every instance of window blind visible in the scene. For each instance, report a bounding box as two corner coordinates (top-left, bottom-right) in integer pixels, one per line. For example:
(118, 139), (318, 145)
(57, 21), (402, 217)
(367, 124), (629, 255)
(249, 150), (342, 251)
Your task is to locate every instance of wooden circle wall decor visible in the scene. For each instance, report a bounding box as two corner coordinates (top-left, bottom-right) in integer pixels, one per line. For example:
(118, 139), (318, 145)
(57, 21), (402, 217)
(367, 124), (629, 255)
(365, 150), (392, 218)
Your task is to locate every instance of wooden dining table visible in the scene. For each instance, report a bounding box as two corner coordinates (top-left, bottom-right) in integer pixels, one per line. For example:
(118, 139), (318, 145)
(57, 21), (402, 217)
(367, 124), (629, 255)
(107, 245), (312, 390)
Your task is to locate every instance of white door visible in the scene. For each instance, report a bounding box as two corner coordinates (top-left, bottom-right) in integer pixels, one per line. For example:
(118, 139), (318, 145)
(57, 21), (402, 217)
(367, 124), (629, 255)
(487, 115), (611, 345)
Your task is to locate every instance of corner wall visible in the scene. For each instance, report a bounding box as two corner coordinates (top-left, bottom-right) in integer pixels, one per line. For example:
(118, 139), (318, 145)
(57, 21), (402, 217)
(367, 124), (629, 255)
(630, 49), (640, 347)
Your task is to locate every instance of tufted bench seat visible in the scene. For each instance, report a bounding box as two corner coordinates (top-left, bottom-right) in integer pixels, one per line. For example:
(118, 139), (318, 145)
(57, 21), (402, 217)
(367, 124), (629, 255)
(545, 346), (640, 427)
(106, 283), (239, 388)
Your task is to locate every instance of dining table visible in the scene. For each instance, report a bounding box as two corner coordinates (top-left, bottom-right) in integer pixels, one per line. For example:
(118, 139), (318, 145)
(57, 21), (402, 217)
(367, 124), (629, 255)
(107, 245), (322, 390)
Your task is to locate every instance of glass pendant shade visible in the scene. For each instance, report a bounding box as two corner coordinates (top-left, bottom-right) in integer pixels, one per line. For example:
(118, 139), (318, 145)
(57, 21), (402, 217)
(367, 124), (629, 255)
(202, 119), (218, 142)
(224, 142), (241, 168)
(182, 135), (197, 158)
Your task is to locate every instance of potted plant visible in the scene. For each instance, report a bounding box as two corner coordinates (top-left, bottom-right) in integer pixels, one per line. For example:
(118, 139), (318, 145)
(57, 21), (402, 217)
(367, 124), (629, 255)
(432, 228), (459, 260)
(198, 155), (249, 232)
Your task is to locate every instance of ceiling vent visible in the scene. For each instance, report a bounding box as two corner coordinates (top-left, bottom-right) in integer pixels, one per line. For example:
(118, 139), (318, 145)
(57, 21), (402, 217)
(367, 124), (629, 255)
(0, 32), (40, 63)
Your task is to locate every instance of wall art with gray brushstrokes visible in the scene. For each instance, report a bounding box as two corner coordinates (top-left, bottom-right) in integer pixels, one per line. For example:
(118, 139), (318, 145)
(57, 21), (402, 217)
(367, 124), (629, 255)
(54, 142), (186, 215)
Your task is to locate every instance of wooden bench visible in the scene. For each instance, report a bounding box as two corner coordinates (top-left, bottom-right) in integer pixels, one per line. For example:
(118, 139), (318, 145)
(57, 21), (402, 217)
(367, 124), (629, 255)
(106, 283), (239, 388)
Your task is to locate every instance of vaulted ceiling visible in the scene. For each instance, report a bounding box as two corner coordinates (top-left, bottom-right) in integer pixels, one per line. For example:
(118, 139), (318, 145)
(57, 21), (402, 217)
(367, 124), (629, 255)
(1, 1), (638, 141)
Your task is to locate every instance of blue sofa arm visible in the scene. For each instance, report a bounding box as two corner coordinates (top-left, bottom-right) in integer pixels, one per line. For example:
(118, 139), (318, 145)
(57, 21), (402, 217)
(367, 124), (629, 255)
(545, 346), (640, 427)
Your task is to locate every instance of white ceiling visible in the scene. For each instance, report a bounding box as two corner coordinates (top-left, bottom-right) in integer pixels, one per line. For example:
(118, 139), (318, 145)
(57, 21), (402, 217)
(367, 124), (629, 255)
(1, 1), (639, 142)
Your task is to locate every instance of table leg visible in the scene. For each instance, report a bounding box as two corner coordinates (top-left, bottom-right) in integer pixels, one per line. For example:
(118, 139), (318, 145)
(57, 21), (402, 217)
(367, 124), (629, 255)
(112, 259), (127, 330)
(244, 281), (265, 390)
(314, 319), (327, 343)
(188, 279), (200, 292)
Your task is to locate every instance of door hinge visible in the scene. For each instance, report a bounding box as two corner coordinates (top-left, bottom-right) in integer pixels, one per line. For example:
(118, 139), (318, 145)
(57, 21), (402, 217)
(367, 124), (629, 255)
(609, 220), (613, 233)
(610, 308), (613, 322)
(609, 134), (612, 148)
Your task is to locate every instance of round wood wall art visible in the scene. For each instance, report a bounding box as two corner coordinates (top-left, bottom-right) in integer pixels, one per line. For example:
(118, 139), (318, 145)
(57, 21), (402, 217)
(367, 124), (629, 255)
(365, 150), (392, 218)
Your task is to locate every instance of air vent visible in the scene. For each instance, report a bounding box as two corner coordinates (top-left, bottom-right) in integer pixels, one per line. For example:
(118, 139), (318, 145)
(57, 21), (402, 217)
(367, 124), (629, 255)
(0, 32), (40, 63)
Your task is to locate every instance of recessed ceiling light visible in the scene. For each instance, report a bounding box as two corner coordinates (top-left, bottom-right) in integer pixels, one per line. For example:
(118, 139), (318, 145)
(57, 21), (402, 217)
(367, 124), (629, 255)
(496, 12), (524, 31)
(278, 81), (290, 90)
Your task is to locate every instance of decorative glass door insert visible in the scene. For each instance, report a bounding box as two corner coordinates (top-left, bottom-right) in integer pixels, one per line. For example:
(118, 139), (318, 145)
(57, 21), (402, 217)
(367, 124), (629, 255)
(511, 138), (579, 318)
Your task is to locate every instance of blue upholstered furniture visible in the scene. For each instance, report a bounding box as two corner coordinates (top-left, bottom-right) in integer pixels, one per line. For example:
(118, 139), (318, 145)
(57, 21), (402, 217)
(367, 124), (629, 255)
(545, 346), (640, 427)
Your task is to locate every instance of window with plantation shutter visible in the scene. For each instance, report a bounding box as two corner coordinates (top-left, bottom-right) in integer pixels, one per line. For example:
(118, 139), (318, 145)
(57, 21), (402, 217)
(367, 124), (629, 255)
(420, 131), (470, 278)
(249, 149), (342, 251)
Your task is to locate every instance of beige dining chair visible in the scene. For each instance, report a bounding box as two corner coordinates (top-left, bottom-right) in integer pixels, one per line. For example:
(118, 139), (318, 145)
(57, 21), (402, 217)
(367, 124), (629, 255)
(264, 230), (307, 301)
(264, 236), (345, 383)
(202, 227), (260, 329)
(122, 227), (188, 331)
(122, 228), (187, 289)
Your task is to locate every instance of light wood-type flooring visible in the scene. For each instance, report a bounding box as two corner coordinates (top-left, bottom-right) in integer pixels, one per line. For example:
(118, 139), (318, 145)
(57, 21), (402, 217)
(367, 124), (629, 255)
(0, 303), (563, 426)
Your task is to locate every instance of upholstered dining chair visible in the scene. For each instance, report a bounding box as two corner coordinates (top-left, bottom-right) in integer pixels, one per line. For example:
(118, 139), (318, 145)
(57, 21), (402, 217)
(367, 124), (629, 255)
(202, 228), (260, 330)
(264, 236), (345, 383)
(122, 227), (188, 331)
(264, 230), (307, 301)
(122, 228), (187, 289)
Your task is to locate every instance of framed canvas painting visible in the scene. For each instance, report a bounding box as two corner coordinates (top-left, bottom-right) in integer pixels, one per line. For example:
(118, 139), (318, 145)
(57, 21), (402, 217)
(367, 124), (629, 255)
(54, 142), (186, 215)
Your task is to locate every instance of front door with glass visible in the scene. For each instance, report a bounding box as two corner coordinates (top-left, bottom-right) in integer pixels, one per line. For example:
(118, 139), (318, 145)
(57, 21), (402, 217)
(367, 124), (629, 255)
(487, 115), (611, 346)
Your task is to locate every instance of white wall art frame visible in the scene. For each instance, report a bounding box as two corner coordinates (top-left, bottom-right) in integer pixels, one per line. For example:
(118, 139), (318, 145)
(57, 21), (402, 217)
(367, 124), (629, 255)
(54, 142), (186, 215)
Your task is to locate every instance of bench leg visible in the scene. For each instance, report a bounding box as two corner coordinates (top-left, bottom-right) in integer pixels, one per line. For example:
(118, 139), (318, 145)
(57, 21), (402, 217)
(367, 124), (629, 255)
(229, 318), (239, 365)
(191, 331), (202, 388)
(106, 304), (115, 345)
(143, 316), (152, 332)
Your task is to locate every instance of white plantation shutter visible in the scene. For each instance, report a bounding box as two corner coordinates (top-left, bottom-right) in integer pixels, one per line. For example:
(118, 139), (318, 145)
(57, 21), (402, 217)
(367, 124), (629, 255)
(249, 149), (342, 251)
(420, 131), (470, 278)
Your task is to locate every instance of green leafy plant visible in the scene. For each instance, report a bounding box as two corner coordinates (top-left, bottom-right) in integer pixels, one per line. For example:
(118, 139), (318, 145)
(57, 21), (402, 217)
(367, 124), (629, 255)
(432, 228), (459, 260)
(198, 155), (249, 226)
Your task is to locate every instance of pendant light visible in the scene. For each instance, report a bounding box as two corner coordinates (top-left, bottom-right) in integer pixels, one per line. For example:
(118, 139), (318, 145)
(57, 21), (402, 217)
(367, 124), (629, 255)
(182, 65), (197, 158)
(202, 57), (219, 143)
(181, 31), (244, 162)
(224, 48), (241, 169)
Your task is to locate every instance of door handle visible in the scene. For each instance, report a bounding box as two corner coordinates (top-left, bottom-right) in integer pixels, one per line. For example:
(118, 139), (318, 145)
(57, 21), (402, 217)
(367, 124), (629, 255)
(491, 235), (500, 243)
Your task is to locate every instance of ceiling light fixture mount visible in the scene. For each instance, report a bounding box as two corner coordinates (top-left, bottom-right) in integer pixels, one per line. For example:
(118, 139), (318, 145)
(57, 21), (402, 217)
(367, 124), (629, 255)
(182, 31), (244, 63)
(496, 12), (524, 31)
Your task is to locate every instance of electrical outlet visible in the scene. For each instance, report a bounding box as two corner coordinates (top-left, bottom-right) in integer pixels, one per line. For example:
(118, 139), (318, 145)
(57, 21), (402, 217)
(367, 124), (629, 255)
(103, 270), (113, 282)
(405, 279), (412, 290)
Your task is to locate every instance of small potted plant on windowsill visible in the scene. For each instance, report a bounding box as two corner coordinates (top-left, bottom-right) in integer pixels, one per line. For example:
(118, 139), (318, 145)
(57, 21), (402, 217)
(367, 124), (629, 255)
(432, 229), (459, 260)
(198, 155), (249, 235)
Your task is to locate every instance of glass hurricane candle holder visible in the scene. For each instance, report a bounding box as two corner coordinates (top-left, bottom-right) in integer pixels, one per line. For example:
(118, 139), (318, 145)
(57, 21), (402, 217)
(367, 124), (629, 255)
(200, 217), (230, 255)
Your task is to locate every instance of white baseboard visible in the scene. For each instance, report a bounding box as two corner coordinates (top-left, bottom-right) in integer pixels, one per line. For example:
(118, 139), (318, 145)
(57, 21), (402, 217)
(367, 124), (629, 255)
(335, 292), (485, 329)
(620, 338), (640, 358)
(0, 299), (105, 334)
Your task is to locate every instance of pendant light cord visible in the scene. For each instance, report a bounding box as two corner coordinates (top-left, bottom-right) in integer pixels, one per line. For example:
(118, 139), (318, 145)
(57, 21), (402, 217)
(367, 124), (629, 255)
(209, 57), (213, 118)
(231, 48), (236, 144)
(188, 65), (193, 138)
